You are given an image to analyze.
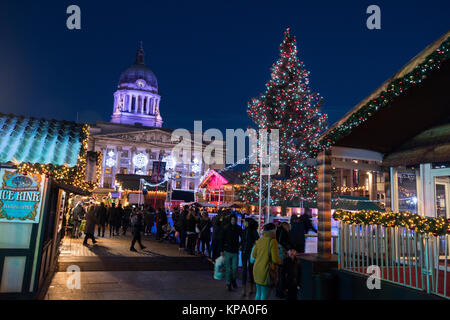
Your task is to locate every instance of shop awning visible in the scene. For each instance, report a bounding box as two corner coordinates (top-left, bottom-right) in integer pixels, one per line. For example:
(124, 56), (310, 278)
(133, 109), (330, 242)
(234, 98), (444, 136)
(383, 122), (450, 167)
(0, 113), (98, 191)
(317, 32), (450, 155)
(0, 113), (84, 167)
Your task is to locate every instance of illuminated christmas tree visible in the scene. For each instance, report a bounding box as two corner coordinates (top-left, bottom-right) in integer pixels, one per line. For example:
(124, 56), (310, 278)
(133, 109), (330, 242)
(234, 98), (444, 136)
(238, 28), (327, 214)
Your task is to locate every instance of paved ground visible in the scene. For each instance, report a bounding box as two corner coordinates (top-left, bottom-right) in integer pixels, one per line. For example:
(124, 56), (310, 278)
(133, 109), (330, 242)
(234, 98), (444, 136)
(44, 270), (256, 300)
(45, 233), (278, 300)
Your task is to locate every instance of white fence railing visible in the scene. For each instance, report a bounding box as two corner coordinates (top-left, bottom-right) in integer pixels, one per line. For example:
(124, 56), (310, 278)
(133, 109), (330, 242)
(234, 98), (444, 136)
(338, 222), (449, 299)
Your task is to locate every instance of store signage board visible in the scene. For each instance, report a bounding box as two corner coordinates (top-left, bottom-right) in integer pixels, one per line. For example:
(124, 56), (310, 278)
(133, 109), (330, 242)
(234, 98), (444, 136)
(0, 169), (45, 223)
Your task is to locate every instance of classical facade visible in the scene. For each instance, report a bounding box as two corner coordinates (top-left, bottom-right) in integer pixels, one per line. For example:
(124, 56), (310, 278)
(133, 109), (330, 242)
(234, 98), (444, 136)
(88, 44), (224, 203)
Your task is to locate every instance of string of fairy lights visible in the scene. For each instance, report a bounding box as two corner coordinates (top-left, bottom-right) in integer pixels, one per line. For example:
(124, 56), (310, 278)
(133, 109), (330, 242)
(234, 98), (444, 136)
(319, 36), (450, 152)
(18, 124), (102, 192)
(333, 210), (450, 236)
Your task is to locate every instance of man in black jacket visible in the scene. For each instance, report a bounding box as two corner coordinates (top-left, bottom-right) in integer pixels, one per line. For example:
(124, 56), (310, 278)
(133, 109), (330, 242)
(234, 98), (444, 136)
(289, 213), (317, 253)
(220, 214), (243, 291)
(96, 202), (107, 237)
(175, 206), (188, 250)
(130, 209), (146, 252)
(240, 218), (259, 296)
(107, 203), (116, 237)
(276, 222), (295, 298)
(115, 203), (125, 235)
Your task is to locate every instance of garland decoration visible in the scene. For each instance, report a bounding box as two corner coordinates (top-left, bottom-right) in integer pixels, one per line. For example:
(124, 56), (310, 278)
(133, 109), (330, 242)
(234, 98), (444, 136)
(333, 209), (450, 236)
(17, 124), (101, 192)
(319, 36), (450, 151)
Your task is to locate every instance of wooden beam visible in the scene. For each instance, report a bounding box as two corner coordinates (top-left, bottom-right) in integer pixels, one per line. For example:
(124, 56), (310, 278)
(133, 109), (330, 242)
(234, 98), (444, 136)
(317, 149), (332, 257)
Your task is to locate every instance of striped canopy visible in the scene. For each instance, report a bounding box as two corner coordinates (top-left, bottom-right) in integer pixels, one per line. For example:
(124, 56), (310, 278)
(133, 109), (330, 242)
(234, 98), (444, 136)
(0, 113), (84, 167)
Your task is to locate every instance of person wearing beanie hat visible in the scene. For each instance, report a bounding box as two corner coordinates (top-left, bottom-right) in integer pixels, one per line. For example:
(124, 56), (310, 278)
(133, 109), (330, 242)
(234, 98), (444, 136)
(251, 223), (282, 300)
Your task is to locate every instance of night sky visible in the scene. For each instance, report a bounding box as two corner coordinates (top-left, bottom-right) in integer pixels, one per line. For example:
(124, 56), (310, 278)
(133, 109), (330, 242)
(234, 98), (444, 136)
(0, 0), (449, 133)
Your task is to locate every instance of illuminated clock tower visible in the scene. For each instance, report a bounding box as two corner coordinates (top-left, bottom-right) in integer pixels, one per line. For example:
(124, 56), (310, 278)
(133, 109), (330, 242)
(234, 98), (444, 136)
(110, 42), (163, 127)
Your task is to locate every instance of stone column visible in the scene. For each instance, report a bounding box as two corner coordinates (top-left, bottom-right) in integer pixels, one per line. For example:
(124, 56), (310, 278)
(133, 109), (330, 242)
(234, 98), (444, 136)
(100, 147), (106, 187)
(117, 146), (122, 174)
(317, 148), (332, 257)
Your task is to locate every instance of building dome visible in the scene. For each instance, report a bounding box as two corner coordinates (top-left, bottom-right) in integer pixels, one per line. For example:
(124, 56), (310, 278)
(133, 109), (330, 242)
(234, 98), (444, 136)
(118, 42), (158, 90)
(119, 64), (158, 89)
(111, 42), (163, 128)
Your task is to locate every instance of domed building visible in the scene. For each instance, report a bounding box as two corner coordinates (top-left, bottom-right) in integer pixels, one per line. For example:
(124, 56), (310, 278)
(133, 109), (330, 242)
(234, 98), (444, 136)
(87, 43), (225, 207)
(111, 42), (163, 127)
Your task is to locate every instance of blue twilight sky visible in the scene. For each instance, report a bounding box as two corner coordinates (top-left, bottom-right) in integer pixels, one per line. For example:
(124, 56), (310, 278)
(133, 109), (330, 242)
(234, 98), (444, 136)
(0, 0), (448, 133)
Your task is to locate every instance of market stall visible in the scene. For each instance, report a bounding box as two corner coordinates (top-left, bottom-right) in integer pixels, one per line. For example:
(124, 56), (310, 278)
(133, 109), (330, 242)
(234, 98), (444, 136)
(0, 113), (100, 299)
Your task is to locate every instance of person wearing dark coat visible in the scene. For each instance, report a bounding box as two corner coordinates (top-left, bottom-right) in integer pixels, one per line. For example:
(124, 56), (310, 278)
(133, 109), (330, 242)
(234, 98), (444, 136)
(96, 202), (107, 237)
(130, 209), (146, 252)
(220, 214), (243, 291)
(185, 208), (197, 255)
(72, 202), (86, 238)
(107, 203), (116, 237)
(240, 218), (259, 297)
(211, 210), (226, 261)
(115, 203), (125, 235)
(275, 222), (295, 298)
(289, 213), (317, 253)
(83, 205), (97, 246)
(143, 207), (155, 235)
(175, 206), (188, 250)
(156, 208), (168, 241)
(198, 211), (212, 256)
(122, 205), (131, 235)
(283, 249), (302, 300)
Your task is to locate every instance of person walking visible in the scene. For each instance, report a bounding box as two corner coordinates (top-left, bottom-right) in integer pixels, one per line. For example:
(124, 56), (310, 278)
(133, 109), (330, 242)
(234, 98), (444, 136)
(241, 217), (259, 297)
(289, 213), (317, 253)
(130, 209), (146, 252)
(96, 202), (107, 237)
(251, 223), (282, 300)
(198, 211), (212, 257)
(83, 204), (97, 246)
(220, 214), (242, 291)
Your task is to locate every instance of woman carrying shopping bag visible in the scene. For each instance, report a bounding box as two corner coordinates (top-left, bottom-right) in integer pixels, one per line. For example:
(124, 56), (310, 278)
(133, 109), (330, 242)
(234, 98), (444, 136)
(251, 223), (281, 300)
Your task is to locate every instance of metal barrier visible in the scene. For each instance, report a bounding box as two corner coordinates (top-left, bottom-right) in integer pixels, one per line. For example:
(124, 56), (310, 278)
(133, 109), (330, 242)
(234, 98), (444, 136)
(338, 222), (449, 299)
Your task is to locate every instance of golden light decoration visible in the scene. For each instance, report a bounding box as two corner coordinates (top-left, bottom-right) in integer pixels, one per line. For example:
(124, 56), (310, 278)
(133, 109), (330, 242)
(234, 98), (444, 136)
(333, 209), (450, 236)
(17, 124), (102, 192)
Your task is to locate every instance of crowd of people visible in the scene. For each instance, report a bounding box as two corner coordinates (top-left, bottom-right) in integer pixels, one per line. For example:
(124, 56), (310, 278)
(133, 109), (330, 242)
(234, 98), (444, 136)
(68, 201), (317, 300)
(68, 201), (171, 251)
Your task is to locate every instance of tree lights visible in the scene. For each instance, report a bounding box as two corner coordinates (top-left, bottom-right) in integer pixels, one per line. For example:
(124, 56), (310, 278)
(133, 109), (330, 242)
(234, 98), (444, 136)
(238, 28), (328, 209)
